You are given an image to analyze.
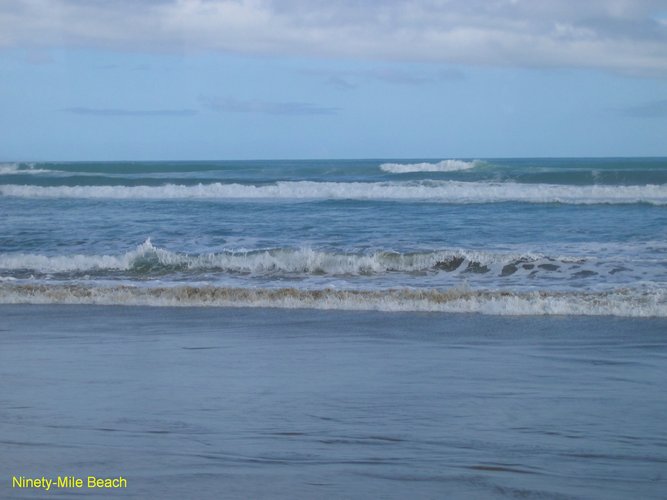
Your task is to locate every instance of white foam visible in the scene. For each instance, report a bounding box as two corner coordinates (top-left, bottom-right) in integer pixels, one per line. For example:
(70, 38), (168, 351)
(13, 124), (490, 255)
(2, 181), (666, 204)
(0, 283), (664, 317)
(380, 159), (479, 173)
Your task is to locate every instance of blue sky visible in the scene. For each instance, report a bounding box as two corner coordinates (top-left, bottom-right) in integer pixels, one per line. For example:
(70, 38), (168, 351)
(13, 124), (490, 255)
(1, 0), (666, 160)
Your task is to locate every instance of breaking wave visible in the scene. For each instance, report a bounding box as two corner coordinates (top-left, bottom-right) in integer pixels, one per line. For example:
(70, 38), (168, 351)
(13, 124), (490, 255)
(0, 239), (599, 278)
(0, 283), (664, 317)
(2, 181), (667, 204)
(380, 159), (479, 173)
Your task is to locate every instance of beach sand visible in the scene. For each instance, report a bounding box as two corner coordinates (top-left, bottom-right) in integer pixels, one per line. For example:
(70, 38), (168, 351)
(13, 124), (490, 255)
(1, 305), (666, 499)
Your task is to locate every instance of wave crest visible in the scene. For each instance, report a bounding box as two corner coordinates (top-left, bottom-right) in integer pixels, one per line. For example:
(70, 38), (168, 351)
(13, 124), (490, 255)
(0, 240), (586, 277)
(380, 159), (479, 173)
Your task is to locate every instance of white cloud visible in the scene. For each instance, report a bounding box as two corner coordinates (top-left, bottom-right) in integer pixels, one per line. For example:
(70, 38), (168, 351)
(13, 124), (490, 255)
(1, 0), (666, 75)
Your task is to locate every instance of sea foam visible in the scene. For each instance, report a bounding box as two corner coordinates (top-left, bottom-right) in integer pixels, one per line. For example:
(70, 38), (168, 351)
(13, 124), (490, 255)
(0, 283), (664, 317)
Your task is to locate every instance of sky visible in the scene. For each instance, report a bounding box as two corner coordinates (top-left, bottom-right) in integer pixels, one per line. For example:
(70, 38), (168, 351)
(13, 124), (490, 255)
(1, 0), (666, 160)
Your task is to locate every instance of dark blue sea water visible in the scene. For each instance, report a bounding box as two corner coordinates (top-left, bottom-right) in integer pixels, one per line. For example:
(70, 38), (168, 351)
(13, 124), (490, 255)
(1, 158), (666, 315)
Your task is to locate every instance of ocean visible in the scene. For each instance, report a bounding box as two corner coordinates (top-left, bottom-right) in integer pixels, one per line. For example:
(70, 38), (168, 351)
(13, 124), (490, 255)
(1, 157), (667, 314)
(1, 158), (666, 498)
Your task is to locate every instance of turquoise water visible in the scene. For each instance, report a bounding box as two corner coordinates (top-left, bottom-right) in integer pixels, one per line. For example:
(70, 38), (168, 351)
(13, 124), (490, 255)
(1, 158), (666, 314)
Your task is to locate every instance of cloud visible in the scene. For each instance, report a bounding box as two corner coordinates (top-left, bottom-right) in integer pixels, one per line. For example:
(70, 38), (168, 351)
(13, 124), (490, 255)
(2, 1), (667, 76)
(63, 107), (197, 116)
(619, 99), (667, 118)
(201, 97), (338, 115)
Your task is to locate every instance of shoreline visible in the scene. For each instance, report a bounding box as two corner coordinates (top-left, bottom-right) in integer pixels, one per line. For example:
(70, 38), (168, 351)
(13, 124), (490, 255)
(1, 283), (665, 317)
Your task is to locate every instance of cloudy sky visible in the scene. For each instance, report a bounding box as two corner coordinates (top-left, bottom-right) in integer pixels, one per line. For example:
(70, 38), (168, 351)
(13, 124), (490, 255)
(1, 0), (666, 160)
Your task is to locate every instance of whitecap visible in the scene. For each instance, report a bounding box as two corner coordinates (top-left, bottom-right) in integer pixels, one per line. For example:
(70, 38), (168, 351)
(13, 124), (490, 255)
(380, 159), (479, 173)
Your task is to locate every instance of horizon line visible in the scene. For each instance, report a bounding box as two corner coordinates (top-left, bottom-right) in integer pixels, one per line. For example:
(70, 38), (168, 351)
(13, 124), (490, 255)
(3, 155), (667, 163)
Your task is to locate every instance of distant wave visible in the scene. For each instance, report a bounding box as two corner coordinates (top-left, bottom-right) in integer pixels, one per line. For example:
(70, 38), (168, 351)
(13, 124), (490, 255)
(2, 181), (667, 204)
(0, 283), (664, 317)
(380, 159), (479, 173)
(0, 163), (52, 175)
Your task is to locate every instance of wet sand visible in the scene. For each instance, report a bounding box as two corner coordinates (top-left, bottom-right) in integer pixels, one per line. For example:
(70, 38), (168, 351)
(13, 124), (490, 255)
(1, 305), (666, 499)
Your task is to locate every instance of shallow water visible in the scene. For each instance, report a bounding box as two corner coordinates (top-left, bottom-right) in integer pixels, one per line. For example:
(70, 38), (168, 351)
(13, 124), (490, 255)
(2, 305), (666, 499)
